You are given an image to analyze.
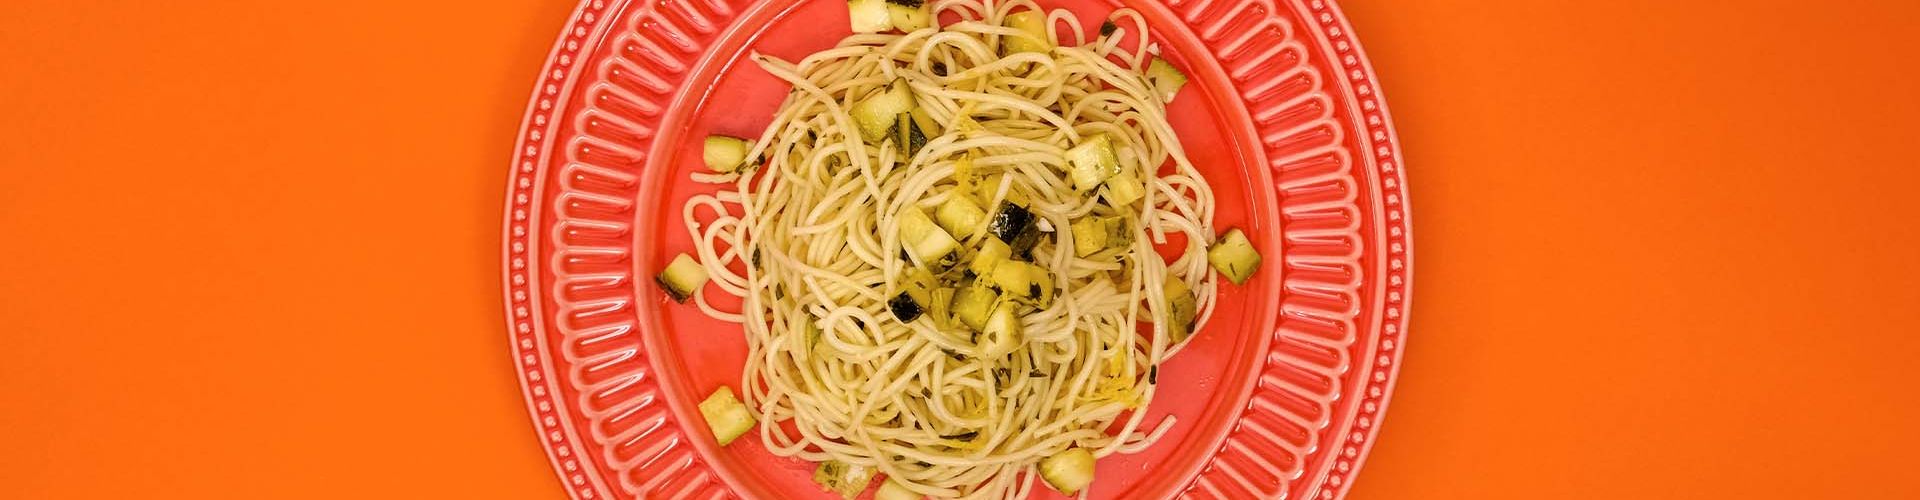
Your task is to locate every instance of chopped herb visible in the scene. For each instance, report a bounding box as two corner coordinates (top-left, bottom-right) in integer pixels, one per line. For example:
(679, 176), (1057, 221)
(941, 431), (979, 440)
(1148, 365), (1159, 384)
(1099, 21), (1117, 37)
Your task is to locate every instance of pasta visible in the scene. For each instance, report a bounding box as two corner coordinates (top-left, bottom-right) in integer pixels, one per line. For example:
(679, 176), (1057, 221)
(659, 0), (1260, 497)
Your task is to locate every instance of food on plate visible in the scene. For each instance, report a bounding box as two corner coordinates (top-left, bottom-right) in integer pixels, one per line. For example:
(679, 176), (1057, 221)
(655, 252), (710, 303)
(698, 386), (756, 446)
(669, 0), (1264, 497)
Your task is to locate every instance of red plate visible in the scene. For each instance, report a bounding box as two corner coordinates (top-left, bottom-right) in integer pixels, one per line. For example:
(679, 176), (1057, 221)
(502, 0), (1410, 498)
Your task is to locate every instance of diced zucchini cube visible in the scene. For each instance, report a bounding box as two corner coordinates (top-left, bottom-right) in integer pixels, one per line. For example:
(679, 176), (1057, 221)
(1206, 228), (1261, 284)
(1070, 216), (1108, 257)
(1104, 216), (1134, 251)
(1002, 10), (1051, 55)
(978, 304), (1022, 358)
(697, 386), (756, 446)
(656, 253), (709, 303)
(951, 284), (1000, 331)
(893, 112), (928, 156)
(887, 0), (932, 32)
(1066, 134), (1120, 191)
(1146, 57), (1190, 103)
(985, 201), (1035, 243)
(703, 135), (752, 173)
(935, 194), (988, 239)
(813, 460), (875, 499)
(987, 260), (1030, 295)
(1039, 447), (1096, 495)
(910, 107), (943, 138)
(847, 0), (892, 33)
(852, 79), (915, 143)
(969, 237), (1012, 277)
(889, 268), (936, 323)
(989, 261), (1052, 307)
(1102, 171), (1146, 207)
(898, 206), (959, 266)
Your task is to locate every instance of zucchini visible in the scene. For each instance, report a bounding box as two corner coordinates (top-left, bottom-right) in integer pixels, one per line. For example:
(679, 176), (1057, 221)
(888, 293), (923, 323)
(1105, 216), (1134, 251)
(985, 201), (1035, 243)
(934, 194), (988, 239)
(1039, 447), (1096, 495)
(1206, 228), (1261, 284)
(1006, 222), (1043, 261)
(897, 206), (959, 266)
(656, 253), (709, 303)
(1102, 171), (1146, 207)
(1163, 276), (1198, 343)
(1070, 217), (1107, 257)
(910, 107), (943, 138)
(886, 0), (932, 32)
(1146, 57), (1190, 103)
(950, 283), (1000, 331)
(1001, 10), (1051, 55)
(852, 79), (915, 143)
(889, 268), (936, 323)
(989, 260), (1053, 308)
(696, 386), (756, 446)
(875, 478), (922, 500)
(892, 111), (928, 156)
(978, 303), (1021, 358)
(847, 0), (892, 33)
(703, 135), (752, 173)
(813, 460), (875, 499)
(968, 238), (1012, 277)
(1065, 134), (1120, 191)
(986, 260), (1028, 295)
(1074, 216), (1131, 257)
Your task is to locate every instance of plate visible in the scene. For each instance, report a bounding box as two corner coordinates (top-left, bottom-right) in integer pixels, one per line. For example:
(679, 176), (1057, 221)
(501, 0), (1411, 498)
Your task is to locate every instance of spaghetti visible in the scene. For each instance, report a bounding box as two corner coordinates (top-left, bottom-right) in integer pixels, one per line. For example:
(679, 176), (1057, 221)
(674, 1), (1232, 497)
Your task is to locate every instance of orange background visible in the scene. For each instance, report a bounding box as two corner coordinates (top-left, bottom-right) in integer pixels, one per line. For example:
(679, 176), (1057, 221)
(2, 0), (1916, 498)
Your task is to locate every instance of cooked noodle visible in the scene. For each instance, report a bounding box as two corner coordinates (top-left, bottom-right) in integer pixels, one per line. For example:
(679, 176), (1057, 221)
(681, 1), (1217, 497)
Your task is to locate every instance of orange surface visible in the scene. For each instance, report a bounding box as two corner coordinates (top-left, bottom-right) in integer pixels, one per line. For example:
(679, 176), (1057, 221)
(1, 0), (1916, 498)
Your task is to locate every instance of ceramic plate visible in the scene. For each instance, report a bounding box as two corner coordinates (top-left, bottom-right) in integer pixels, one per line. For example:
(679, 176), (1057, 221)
(502, 0), (1411, 497)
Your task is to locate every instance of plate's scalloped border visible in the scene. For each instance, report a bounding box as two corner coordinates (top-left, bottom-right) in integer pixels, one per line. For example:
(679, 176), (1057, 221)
(503, 0), (620, 498)
(501, 0), (1411, 498)
(1287, 1), (1410, 497)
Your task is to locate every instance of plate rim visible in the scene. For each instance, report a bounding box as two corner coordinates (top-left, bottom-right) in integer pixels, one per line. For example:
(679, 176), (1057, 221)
(501, 0), (1413, 497)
